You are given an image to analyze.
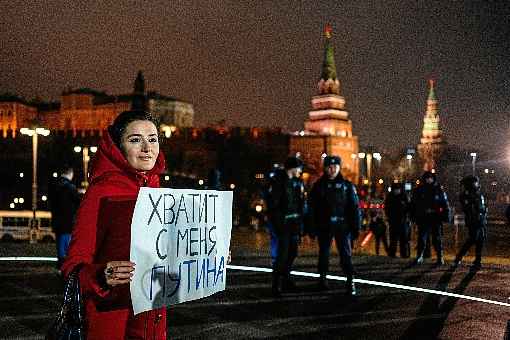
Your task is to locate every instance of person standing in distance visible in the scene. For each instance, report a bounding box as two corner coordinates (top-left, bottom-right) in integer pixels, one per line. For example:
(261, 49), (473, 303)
(309, 155), (361, 295)
(266, 157), (305, 297)
(384, 183), (412, 258)
(48, 164), (81, 269)
(410, 171), (451, 266)
(452, 176), (487, 270)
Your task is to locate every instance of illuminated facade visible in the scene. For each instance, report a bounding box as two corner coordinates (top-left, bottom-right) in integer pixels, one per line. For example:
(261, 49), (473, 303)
(0, 97), (37, 138)
(417, 79), (444, 171)
(290, 25), (359, 182)
(0, 72), (194, 138)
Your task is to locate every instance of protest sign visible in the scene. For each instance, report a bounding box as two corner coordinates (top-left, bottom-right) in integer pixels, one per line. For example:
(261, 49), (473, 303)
(130, 188), (233, 315)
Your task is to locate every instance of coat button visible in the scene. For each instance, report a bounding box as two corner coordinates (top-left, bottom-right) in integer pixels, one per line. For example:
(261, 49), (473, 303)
(155, 314), (163, 324)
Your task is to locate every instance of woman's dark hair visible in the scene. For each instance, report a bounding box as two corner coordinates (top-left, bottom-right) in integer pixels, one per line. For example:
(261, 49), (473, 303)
(108, 110), (159, 150)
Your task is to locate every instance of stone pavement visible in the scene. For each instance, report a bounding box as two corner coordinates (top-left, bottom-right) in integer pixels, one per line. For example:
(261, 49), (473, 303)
(1, 229), (510, 339)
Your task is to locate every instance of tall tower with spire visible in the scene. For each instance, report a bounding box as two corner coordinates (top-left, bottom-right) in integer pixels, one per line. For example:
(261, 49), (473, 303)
(131, 70), (147, 111)
(417, 79), (444, 171)
(290, 25), (359, 182)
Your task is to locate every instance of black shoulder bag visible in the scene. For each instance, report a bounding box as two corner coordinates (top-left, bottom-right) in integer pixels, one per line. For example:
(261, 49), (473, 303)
(46, 265), (86, 340)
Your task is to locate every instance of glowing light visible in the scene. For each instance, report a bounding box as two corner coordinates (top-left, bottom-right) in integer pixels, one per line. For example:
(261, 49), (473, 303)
(361, 232), (373, 247)
(321, 153), (327, 159)
(484, 168), (489, 174)
(52, 172), (58, 178)
(406, 154), (413, 160)
(363, 179), (369, 185)
(41, 196), (47, 202)
(230, 183), (236, 190)
(164, 175), (170, 181)
(14, 198), (19, 204)
(19, 172), (24, 178)
(9, 203), (15, 209)
(19, 198), (24, 204)
(299, 130), (305, 136)
(35, 127), (50, 136)
(431, 169), (436, 173)
(373, 153), (382, 160)
(255, 205), (263, 213)
(470, 152), (477, 157)
(90, 146), (98, 153)
(351, 153), (357, 159)
(20, 128), (34, 136)
(198, 179), (204, 186)
(74, 146), (82, 153)
(378, 179), (384, 184)
(358, 152), (366, 159)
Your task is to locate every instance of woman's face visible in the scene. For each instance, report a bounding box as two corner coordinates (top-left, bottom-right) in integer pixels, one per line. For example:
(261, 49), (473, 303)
(120, 120), (159, 172)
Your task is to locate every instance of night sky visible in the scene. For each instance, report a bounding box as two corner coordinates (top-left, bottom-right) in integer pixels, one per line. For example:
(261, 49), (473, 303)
(1, 1), (509, 156)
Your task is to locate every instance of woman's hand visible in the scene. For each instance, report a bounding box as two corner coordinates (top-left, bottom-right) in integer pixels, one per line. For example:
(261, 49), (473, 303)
(104, 261), (135, 287)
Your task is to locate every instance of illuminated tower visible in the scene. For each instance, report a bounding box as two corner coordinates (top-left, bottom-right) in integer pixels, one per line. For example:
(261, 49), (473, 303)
(290, 25), (359, 182)
(417, 79), (444, 171)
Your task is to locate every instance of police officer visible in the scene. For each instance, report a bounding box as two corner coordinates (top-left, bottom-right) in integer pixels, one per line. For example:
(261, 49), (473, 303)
(410, 171), (451, 265)
(48, 164), (81, 269)
(266, 157), (305, 297)
(309, 155), (361, 295)
(384, 183), (411, 258)
(453, 176), (487, 269)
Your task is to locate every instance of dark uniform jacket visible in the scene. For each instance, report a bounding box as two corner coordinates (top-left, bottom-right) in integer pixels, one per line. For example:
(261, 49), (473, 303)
(309, 174), (361, 237)
(266, 169), (305, 234)
(460, 189), (487, 234)
(384, 192), (411, 226)
(48, 176), (81, 234)
(410, 183), (450, 225)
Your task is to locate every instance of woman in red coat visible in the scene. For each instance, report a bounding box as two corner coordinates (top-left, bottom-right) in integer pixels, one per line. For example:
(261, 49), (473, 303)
(62, 110), (167, 339)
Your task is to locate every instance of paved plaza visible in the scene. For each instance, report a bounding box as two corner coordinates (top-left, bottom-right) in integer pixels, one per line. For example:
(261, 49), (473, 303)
(1, 228), (510, 339)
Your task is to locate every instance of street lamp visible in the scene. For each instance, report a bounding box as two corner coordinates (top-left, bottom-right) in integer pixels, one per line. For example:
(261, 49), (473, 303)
(74, 145), (97, 188)
(20, 126), (50, 243)
(356, 152), (382, 195)
(470, 152), (477, 176)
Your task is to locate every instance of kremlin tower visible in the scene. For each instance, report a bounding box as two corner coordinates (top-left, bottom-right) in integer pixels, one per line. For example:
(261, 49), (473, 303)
(417, 79), (444, 171)
(290, 25), (359, 182)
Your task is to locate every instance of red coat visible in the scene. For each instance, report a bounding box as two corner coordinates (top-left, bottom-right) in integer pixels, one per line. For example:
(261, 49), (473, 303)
(62, 132), (167, 340)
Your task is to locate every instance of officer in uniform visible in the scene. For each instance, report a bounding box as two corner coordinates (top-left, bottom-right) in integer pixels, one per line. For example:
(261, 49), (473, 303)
(384, 183), (411, 258)
(309, 155), (361, 295)
(410, 171), (451, 265)
(266, 157), (305, 297)
(453, 176), (487, 269)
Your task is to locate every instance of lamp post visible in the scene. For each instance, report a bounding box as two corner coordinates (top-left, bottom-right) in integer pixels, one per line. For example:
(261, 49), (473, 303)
(74, 145), (97, 189)
(406, 154), (413, 174)
(356, 152), (382, 195)
(20, 126), (50, 243)
(470, 152), (477, 176)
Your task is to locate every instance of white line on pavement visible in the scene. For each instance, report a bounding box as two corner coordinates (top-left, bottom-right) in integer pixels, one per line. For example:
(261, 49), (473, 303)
(229, 265), (510, 308)
(2, 258), (509, 308)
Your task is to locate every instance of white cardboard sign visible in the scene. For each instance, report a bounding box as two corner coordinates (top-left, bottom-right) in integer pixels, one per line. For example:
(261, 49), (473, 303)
(130, 188), (233, 315)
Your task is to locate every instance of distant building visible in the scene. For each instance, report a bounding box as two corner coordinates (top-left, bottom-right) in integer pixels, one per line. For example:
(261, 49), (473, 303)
(289, 25), (359, 183)
(417, 79), (445, 171)
(0, 94), (37, 138)
(0, 72), (194, 138)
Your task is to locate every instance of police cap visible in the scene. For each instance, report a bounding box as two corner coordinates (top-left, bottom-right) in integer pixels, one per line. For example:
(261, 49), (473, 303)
(323, 155), (341, 167)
